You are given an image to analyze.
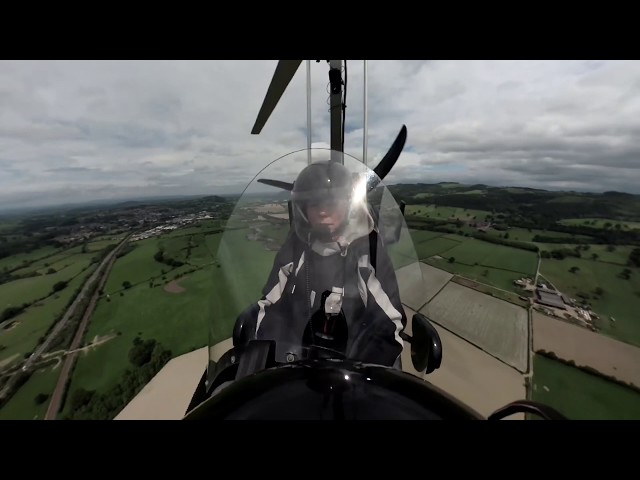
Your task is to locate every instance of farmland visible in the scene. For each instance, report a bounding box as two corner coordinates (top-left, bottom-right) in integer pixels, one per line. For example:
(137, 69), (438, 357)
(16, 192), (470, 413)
(402, 306), (526, 419)
(420, 282), (529, 372)
(0, 365), (59, 420)
(3, 181), (640, 421)
(61, 226), (277, 417)
(0, 239), (120, 368)
(532, 311), (640, 388)
(531, 354), (640, 420)
(539, 258), (640, 346)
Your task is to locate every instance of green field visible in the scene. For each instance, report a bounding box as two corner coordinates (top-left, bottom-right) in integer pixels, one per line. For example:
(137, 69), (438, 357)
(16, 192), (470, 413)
(11, 248), (84, 277)
(0, 245), (61, 273)
(440, 238), (538, 275)
(540, 258), (640, 346)
(416, 236), (461, 260)
(104, 239), (187, 294)
(406, 228), (538, 292)
(405, 204), (491, 221)
(558, 218), (640, 230)
(538, 244), (635, 266)
(0, 365), (60, 420)
(62, 227), (278, 416)
(483, 227), (594, 244)
(425, 257), (525, 292)
(85, 239), (118, 252)
(531, 354), (640, 419)
(0, 265), (97, 367)
(0, 253), (95, 309)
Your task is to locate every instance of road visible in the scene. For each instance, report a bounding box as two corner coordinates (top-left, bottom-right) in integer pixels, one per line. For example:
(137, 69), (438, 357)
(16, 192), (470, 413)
(44, 238), (129, 420)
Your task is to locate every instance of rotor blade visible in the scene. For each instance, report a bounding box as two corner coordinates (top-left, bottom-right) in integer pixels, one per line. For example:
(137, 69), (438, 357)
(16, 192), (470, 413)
(257, 178), (294, 191)
(367, 125), (407, 191)
(251, 60), (303, 134)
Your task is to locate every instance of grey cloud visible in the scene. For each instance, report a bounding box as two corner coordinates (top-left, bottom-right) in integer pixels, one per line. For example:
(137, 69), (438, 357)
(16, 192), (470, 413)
(0, 60), (639, 210)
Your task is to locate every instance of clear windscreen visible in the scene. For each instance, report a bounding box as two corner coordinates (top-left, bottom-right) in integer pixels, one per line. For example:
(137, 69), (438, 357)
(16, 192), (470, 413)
(207, 149), (424, 382)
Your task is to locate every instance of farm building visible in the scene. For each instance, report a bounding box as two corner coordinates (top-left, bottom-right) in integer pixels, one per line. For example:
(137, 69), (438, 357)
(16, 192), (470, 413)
(535, 289), (567, 310)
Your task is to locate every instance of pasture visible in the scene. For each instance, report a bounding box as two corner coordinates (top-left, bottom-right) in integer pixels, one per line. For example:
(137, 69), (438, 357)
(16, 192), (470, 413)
(539, 258), (640, 346)
(0, 365), (60, 420)
(531, 354), (640, 419)
(104, 238), (192, 294)
(532, 311), (640, 387)
(405, 204), (491, 221)
(0, 245), (61, 272)
(421, 282), (529, 372)
(0, 266), (96, 367)
(558, 218), (640, 230)
(442, 238), (538, 276)
(0, 253), (95, 310)
(63, 227), (278, 416)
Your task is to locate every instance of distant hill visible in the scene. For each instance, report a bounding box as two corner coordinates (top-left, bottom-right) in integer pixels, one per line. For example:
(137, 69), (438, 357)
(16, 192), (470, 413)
(388, 182), (640, 223)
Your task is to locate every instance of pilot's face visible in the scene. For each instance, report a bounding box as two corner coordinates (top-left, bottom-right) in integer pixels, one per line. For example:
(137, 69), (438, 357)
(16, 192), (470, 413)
(306, 199), (348, 234)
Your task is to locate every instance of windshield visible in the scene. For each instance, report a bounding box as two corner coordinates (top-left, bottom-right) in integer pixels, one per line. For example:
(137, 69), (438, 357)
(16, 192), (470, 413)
(206, 149), (424, 384)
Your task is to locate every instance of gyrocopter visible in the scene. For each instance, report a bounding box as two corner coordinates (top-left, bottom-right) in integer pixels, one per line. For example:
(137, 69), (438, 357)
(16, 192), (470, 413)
(182, 60), (566, 420)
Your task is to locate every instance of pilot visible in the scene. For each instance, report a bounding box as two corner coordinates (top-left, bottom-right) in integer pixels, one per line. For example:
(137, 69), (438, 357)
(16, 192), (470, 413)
(239, 160), (407, 368)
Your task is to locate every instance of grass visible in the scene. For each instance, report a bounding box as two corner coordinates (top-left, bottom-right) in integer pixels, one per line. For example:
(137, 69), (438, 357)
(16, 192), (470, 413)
(441, 238), (538, 275)
(540, 258), (640, 346)
(11, 248), (87, 276)
(405, 204), (491, 221)
(0, 245), (61, 272)
(0, 253), (95, 309)
(425, 257), (526, 292)
(485, 227), (593, 243)
(531, 354), (640, 419)
(0, 266), (96, 367)
(406, 227), (538, 292)
(415, 237), (462, 260)
(85, 239), (118, 252)
(0, 365), (61, 420)
(62, 227), (278, 416)
(104, 239), (172, 293)
(558, 218), (640, 230)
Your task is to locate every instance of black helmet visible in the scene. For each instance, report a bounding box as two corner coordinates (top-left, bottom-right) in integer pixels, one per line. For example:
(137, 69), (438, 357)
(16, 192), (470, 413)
(291, 160), (354, 243)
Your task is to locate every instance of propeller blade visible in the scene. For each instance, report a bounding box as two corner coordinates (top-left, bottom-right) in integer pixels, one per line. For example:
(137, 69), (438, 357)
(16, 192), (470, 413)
(251, 60), (303, 134)
(368, 125), (407, 191)
(257, 178), (294, 191)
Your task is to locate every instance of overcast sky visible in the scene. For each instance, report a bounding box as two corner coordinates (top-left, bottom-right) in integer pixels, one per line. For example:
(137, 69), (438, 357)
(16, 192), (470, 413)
(1, 60), (639, 211)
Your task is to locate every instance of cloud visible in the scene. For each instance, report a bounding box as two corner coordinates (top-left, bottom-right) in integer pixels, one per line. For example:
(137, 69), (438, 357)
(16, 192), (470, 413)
(0, 59), (639, 211)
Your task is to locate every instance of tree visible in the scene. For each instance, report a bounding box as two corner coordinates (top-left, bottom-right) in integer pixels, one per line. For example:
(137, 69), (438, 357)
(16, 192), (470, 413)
(448, 257), (455, 263)
(34, 393), (49, 405)
(591, 253), (598, 261)
(569, 266), (580, 274)
(122, 281), (132, 289)
(52, 281), (68, 292)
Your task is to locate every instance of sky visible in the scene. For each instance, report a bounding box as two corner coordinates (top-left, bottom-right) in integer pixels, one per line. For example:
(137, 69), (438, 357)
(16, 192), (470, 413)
(0, 59), (639, 211)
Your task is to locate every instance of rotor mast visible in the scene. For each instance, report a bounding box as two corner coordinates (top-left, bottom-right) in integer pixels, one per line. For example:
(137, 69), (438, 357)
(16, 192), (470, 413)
(328, 60), (344, 164)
